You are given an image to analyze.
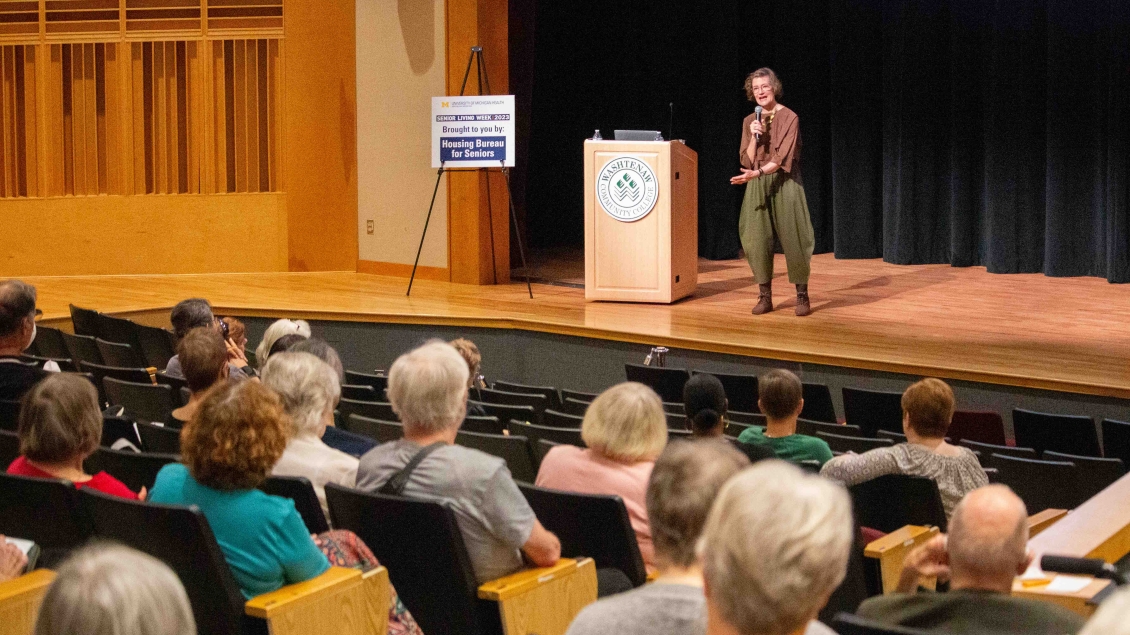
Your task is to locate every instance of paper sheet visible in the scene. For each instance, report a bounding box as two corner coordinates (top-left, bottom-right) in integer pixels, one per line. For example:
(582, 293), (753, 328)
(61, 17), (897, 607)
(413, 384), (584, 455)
(1045, 575), (1093, 593)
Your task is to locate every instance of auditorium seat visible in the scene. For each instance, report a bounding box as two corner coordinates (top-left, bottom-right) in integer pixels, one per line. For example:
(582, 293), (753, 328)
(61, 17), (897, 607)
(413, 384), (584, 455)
(341, 384), (378, 401)
(84, 489), (382, 635)
(833, 613), (930, 635)
(796, 419), (865, 438)
(0, 430), (19, 469)
(507, 421), (584, 449)
(624, 364), (689, 403)
(456, 431), (538, 483)
(344, 370), (388, 397)
(988, 453), (1081, 511)
(1102, 419), (1130, 468)
(68, 304), (101, 338)
(727, 410), (766, 425)
(725, 421), (758, 437)
(135, 323), (177, 370)
(472, 400), (540, 425)
(135, 421), (182, 454)
(948, 410), (1007, 446)
(92, 312), (144, 352)
(26, 324), (70, 360)
(795, 459), (822, 473)
(461, 415), (505, 435)
(668, 428), (693, 439)
(21, 353), (76, 372)
(80, 361), (151, 404)
(104, 377), (176, 426)
(666, 411), (687, 430)
(800, 383), (838, 423)
(1043, 451), (1125, 502)
(542, 409), (583, 429)
(0, 472), (91, 568)
(849, 474), (948, 533)
(337, 397), (398, 424)
(62, 332), (104, 367)
(0, 399), (20, 432)
(560, 388), (599, 403)
(559, 397), (592, 417)
(84, 447), (178, 492)
(518, 482), (647, 588)
(692, 370), (758, 413)
(662, 401), (685, 414)
(325, 484), (596, 635)
(1012, 408), (1101, 458)
(259, 475), (330, 534)
(155, 372), (190, 405)
(100, 415), (141, 449)
(535, 439), (560, 464)
(473, 387), (549, 418)
(493, 380), (563, 411)
(347, 414), (403, 444)
(842, 387), (904, 437)
(96, 337), (148, 369)
(960, 439), (1037, 460)
(817, 432), (894, 454)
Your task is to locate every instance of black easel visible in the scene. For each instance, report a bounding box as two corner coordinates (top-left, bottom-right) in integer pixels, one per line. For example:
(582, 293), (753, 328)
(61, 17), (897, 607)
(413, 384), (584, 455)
(407, 46), (534, 299)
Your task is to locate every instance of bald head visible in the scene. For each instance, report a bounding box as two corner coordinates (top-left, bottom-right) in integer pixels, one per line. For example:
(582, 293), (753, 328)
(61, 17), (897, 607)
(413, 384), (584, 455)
(948, 485), (1031, 588)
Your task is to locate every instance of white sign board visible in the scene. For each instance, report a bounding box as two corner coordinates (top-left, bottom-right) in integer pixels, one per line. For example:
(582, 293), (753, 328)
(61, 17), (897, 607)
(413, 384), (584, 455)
(431, 96), (516, 168)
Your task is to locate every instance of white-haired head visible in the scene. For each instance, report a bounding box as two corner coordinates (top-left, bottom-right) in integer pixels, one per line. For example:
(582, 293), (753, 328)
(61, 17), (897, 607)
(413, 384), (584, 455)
(255, 319), (312, 366)
(35, 542), (195, 635)
(1080, 585), (1130, 635)
(387, 340), (469, 435)
(948, 484), (1031, 590)
(260, 351), (341, 437)
(700, 460), (853, 635)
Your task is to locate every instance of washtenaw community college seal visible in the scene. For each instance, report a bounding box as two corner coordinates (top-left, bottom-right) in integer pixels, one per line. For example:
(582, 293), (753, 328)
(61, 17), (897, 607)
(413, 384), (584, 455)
(596, 157), (659, 222)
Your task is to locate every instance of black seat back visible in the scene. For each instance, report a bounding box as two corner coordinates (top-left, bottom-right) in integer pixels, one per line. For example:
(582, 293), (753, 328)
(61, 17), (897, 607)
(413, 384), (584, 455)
(136, 324), (177, 370)
(560, 388), (598, 403)
(666, 411), (687, 430)
(155, 372), (190, 405)
(20, 353), (76, 372)
(324, 485), (494, 635)
(471, 400), (539, 425)
(727, 410), (766, 426)
(959, 439), (1037, 459)
(624, 364), (689, 403)
(136, 421), (182, 454)
(100, 415), (141, 448)
(80, 361), (151, 404)
(542, 409), (583, 429)
(0, 429), (19, 467)
(81, 490), (247, 635)
(1012, 409), (1101, 458)
(259, 475), (330, 534)
(693, 371), (758, 413)
(93, 313), (143, 350)
(816, 431), (894, 454)
(558, 397), (591, 417)
(455, 431), (537, 483)
(518, 483), (646, 587)
(337, 398), (397, 424)
(344, 371), (388, 396)
(842, 387), (904, 437)
(104, 377), (176, 425)
(341, 384), (378, 401)
(1043, 451), (1125, 502)
(473, 388), (549, 417)
(347, 414), (403, 443)
(460, 415), (505, 435)
(797, 419), (865, 438)
(62, 332), (104, 367)
(507, 420), (584, 447)
(1102, 419), (1130, 468)
(492, 380), (562, 410)
(988, 453), (1082, 511)
(69, 304), (101, 337)
(29, 324), (70, 360)
(84, 448), (177, 492)
(96, 338), (148, 369)
(0, 472), (91, 568)
(800, 382), (838, 423)
(0, 399), (20, 432)
(849, 474), (947, 533)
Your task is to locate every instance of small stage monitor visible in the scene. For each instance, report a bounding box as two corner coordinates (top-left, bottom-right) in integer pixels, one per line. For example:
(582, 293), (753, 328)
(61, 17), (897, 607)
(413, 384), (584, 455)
(614, 130), (663, 141)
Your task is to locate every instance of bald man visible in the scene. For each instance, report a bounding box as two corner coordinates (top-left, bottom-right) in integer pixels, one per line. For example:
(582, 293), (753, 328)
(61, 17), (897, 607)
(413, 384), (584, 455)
(857, 485), (1084, 634)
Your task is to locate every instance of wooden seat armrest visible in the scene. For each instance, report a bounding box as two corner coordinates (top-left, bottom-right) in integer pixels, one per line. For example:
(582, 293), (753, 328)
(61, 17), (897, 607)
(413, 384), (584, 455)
(864, 525), (940, 594)
(0, 569), (56, 602)
(477, 557), (590, 601)
(1028, 509), (1068, 538)
(0, 569), (57, 635)
(244, 566), (362, 619)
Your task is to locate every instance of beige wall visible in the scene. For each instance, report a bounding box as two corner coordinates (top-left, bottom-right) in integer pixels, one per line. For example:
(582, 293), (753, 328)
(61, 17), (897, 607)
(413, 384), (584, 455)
(357, 0), (448, 269)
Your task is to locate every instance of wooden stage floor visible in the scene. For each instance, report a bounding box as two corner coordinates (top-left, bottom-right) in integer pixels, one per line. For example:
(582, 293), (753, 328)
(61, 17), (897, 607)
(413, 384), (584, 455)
(26, 253), (1130, 399)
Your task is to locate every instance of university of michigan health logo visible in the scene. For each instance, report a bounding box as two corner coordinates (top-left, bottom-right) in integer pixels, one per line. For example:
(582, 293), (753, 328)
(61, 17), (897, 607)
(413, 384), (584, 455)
(596, 157), (659, 222)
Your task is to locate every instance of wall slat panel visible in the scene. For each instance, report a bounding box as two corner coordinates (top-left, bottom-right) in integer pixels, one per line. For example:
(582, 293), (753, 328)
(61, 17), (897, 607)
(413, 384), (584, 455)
(23, 45), (37, 196)
(231, 36), (243, 192)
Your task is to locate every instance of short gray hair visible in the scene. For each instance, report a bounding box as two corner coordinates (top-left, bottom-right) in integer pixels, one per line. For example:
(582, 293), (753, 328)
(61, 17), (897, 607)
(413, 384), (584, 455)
(1080, 585), (1130, 635)
(255, 319), (312, 366)
(290, 338), (344, 382)
(387, 340), (469, 434)
(261, 352), (341, 437)
(0, 279), (37, 338)
(701, 461), (853, 635)
(35, 542), (195, 635)
(948, 484), (1029, 581)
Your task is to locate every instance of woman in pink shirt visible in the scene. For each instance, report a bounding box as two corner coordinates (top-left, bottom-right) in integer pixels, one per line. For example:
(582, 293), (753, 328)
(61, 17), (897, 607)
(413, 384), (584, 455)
(536, 382), (668, 570)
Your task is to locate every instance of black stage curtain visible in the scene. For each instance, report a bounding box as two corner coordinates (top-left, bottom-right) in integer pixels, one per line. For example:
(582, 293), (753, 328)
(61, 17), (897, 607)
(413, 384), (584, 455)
(519, 0), (1130, 281)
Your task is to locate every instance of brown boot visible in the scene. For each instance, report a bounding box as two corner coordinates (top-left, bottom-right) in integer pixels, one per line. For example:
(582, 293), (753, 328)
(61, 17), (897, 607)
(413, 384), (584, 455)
(751, 284), (773, 315)
(795, 284), (811, 317)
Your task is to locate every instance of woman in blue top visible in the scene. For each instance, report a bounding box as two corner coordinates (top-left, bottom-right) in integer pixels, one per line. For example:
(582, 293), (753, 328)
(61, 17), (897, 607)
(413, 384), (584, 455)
(150, 379), (423, 634)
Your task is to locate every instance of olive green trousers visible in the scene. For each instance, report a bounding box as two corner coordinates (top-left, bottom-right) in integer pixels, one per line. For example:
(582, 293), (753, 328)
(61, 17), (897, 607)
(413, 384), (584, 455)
(738, 172), (815, 285)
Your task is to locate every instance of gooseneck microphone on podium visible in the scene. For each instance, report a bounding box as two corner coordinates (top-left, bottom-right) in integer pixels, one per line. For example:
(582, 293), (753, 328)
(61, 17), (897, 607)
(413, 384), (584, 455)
(1040, 555), (1128, 586)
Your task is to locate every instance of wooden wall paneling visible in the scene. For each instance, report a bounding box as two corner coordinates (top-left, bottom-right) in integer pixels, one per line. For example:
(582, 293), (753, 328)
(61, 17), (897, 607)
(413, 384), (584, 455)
(210, 38), (225, 193)
(254, 37), (265, 191)
(69, 42), (83, 194)
(130, 41), (145, 193)
(2, 46), (11, 197)
(90, 43), (104, 194)
(245, 36), (257, 193)
(46, 44), (65, 196)
(232, 38), (244, 192)
(152, 40), (165, 193)
(186, 39), (199, 192)
(23, 45), (37, 197)
(164, 39), (177, 194)
(99, 42), (115, 193)
(202, 36), (214, 193)
(268, 36), (279, 190)
(82, 42), (96, 195)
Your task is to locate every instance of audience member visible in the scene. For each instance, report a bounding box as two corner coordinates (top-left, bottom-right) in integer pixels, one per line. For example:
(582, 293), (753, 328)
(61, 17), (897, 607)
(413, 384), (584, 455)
(8, 373), (140, 499)
(148, 380), (422, 632)
(356, 341), (560, 583)
(170, 327), (228, 427)
(683, 373), (774, 464)
(222, 316), (247, 350)
(164, 299), (250, 379)
(736, 370), (833, 465)
(0, 536), (29, 582)
(821, 378), (987, 518)
(34, 542), (195, 635)
(0, 280), (49, 401)
(565, 439), (748, 635)
(701, 461), (853, 635)
(268, 334), (307, 358)
(261, 351), (358, 518)
(536, 382), (667, 570)
(1079, 586), (1130, 635)
(449, 337), (487, 416)
(857, 485), (1084, 634)
(255, 319), (311, 367)
(289, 338), (378, 457)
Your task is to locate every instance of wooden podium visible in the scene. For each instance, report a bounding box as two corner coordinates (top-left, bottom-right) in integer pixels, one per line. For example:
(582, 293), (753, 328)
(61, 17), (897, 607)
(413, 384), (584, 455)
(584, 140), (698, 303)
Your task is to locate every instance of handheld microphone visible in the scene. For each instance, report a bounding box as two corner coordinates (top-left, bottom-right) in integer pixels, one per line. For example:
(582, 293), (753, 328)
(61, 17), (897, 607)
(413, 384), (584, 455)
(1040, 555), (1128, 585)
(754, 105), (763, 143)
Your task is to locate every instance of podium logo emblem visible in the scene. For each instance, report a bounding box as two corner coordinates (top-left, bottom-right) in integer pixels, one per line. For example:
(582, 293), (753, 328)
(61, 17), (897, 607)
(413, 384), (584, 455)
(597, 157), (659, 222)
